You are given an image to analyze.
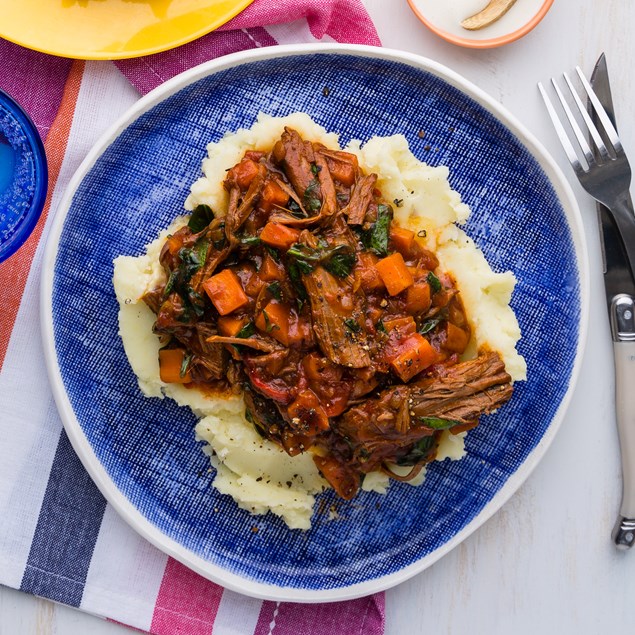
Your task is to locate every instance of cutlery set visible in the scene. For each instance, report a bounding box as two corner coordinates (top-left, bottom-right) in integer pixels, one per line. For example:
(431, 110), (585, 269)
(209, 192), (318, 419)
(540, 54), (635, 549)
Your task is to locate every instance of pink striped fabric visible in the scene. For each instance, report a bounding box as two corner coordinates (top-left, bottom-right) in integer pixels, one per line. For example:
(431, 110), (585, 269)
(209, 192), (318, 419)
(151, 559), (224, 634)
(0, 1), (384, 633)
(115, 0), (380, 94)
(253, 597), (386, 635)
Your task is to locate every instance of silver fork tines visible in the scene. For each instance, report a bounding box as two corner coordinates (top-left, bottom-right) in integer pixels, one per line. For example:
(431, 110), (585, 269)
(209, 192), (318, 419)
(539, 66), (635, 277)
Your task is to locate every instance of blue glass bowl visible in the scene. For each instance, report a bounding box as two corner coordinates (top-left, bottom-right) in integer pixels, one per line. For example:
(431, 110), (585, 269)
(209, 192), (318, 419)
(0, 89), (48, 262)
(41, 45), (588, 601)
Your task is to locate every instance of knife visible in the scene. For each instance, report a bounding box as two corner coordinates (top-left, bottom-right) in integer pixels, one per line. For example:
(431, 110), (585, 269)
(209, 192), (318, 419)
(590, 53), (635, 549)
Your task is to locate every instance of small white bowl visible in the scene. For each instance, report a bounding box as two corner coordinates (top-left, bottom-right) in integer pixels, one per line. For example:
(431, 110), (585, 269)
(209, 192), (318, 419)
(408, 0), (554, 49)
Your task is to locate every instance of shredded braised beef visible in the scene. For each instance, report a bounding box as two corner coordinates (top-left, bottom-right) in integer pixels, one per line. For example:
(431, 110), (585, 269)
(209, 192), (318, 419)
(143, 127), (514, 499)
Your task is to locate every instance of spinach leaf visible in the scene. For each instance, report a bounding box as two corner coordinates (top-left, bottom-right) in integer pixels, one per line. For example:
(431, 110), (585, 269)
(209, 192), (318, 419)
(419, 317), (441, 335)
(360, 204), (392, 257)
(239, 234), (261, 247)
(323, 250), (356, 278)
(427, 271), (442, 294)
(287, 260), (308, 310)
(396, 436), (437, 466)
(287, 242), (355, 277)
(418, 417), (460, 430)
(188, 204), (215, 232)
(266, 281), (282, 301)
(288, 198), (307, 219)
(303, 178), (321, 213)
(235, 322), (255, 339)
(180, 352), (193, 378)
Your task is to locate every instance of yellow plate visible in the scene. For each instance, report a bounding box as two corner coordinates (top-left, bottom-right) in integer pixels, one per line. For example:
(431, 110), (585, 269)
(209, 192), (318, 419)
(0, 0), (255, 60)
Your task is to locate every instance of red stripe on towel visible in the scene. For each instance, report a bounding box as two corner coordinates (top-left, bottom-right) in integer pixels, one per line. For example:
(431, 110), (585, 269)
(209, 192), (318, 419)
(150, 558), (224, 635)
(253, 595), (385, 635)
(0, 59), (84, 370)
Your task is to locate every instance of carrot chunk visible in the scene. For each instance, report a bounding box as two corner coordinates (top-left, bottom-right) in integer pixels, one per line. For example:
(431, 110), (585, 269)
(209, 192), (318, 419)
(389, 225), (415, 255)
(217, 315), (248, 337)
(389, 334), (438, 382)
(261, 180), (290, 212)
(356, 251), (385, 292)
(229, 158), (260, 189)
(443, 322), (470, 353)
(375, 252), (414, 296)
(405, 282), (432, 314)
(259, 253), (285, 282)
(259, 222), (301, 250)
(159, 348), (192, 384)
(202, 269), (249, 315)
(255, 300), (290, 346)
(383, 316), (417, 336)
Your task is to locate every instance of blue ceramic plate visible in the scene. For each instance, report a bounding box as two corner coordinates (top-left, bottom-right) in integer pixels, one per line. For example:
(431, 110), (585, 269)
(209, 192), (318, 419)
(41, 44), (588, 602)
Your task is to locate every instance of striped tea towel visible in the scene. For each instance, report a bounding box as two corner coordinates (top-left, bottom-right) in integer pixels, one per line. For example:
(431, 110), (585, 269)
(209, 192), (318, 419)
(0, 1), (384, 633)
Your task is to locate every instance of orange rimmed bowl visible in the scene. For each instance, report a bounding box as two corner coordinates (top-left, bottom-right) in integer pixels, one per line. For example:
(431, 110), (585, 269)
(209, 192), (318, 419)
(407, 0), (554, 49)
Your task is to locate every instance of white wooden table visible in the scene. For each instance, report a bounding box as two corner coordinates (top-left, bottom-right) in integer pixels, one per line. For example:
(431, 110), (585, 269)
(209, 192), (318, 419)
(2, 1), (635, 632)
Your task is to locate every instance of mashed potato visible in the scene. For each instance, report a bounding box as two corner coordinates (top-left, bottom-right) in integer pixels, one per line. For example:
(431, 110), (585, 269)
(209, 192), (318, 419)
(113, 112), (525, 530)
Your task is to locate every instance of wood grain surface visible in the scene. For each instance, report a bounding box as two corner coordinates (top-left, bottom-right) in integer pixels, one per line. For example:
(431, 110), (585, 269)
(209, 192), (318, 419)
(2, 1), (634, 633)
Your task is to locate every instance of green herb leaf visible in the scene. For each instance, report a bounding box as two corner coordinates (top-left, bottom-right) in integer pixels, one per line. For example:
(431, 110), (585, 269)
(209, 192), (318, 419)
(323, 250), (356, 278)
(303, 179), (321, 213)
(267, 281), (282, 301)
(419, 317), (441, 335)
(427, 271), (442, 294)
(344, 318), (361, 333)
(418, 417), (459, 430)
(396, 436), (437, 466)
(235, 322), (256, 339)
(361, 204), (392, 257)
(265, 246), (281, 262)
(178, 247), (203, 280)
(180, 352), (193, 378)
(261, 309), (279, 333)
(163, 270), (178, 298)
(188, 204), (215, 233)
(239, 235), (261, 247)
(287, 260), (308, 309)
(376, 319), (387, 333)
(287, 198), (307, 219)
(287, 242), (355, 277)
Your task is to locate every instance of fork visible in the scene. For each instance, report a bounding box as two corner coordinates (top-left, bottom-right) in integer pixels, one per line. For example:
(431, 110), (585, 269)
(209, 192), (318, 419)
(538, 68), (635, 278)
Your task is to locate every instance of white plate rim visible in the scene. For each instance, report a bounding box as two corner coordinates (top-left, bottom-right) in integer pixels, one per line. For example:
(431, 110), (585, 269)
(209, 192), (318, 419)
(40, 42), (590, 603)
